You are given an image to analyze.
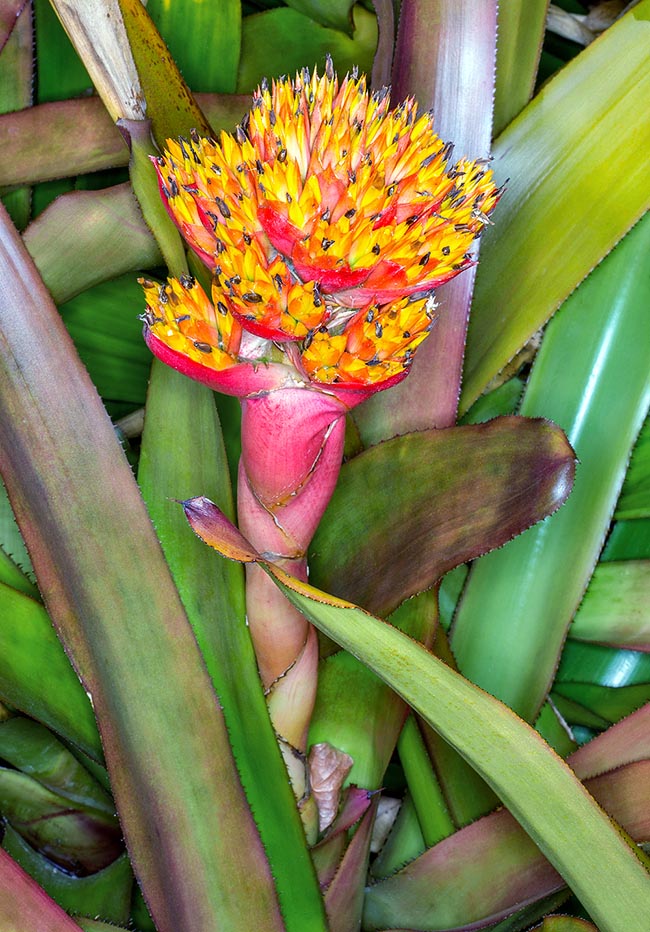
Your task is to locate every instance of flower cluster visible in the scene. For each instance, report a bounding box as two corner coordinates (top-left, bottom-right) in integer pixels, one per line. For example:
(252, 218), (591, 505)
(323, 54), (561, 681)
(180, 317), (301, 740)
(141, 62), (500, 401)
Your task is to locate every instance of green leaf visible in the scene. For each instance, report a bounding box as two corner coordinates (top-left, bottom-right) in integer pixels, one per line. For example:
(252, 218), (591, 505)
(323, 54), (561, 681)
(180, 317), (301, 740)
(119, 119), (188, 277)
(0, 582), (101, 760)
(308, 416), (572, 827)
(0, 540), (37, 597)
(0, 770), (122, 874)
(116, 0), (213, 142)
(23, 184), (162, 306)
(554, 684), (650, 725)
(310, 417), (575, 617)
(268, 575), (650, 932)
(535, 702), (578, 760)
(309, 593), (440, 790)
(0, 205), (284, 931)
(570, 561), (650, 651)
(557, 640), (650, 689)
(451, 212), (650, 721)
(146, 0), (242, 93)
(0, 481), (33, 580)
(604, 518), (650, 562)
(0, 718), (112, 812)
(616, 414), (650, 519)
(535, 918), (599, 932)
(493, 0), (548, 135)
(35, 0), (92, 104)
(461, 3), (650, 410)
(236, 5), (377, 93)
(59, 273), (152, 411)
(75, 923), (132, 932)
(397, 715), (455, 847)
(370, 793), (425, 880)
(75, 922), (134, 932)
(283, 0), (356, 34)
(460, 375), (525, 425)
(3, 826), (132, 926)
(178, 508), (650, 932)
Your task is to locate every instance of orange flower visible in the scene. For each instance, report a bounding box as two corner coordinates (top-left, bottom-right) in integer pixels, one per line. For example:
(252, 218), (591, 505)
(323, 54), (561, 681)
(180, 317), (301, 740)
(143, 62), (500, 399)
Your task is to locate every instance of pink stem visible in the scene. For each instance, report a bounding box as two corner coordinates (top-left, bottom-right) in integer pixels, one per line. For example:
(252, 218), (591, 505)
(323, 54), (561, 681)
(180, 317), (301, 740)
(237, 388), (347, 819)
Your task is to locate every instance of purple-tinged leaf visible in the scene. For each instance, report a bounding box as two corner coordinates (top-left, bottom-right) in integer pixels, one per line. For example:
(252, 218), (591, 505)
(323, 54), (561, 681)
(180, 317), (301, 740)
(0, 846), (84, 931)
(0, 99), (127, 189)
(391, 0), (497, 152)
(568, 703), (650, 777)
(325, 795), (379, 932)
(183, 496), (261, 563)
(310, 417), (575, 618)
(362, 760), (650, 930)
(0, 94), (249, 189)
(0, 718), (118, 873)
(0, 0), (32, 230)
(311, 787), (374, 891)
(23, 183), (162, 305)
(321, 786), (375, 842)
(0, 1), (26, 51)
(0, 204), (284, 932)
(356, 0), (498, 443)
(312, 832), (346, 893)
(370, 0), (395, 88)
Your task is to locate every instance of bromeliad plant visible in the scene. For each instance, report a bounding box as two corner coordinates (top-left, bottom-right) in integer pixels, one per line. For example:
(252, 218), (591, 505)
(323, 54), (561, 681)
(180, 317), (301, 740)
(0, 2), (649, 932)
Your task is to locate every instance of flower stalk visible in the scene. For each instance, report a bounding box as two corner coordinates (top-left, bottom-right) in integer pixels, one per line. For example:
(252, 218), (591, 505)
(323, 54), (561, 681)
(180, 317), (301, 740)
(140, 62), (499, 828)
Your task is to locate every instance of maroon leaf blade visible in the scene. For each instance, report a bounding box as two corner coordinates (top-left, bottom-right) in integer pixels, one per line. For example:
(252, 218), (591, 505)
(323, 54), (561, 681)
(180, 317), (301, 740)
(309, 417), (575, 617)
(355, 0), (498, 442)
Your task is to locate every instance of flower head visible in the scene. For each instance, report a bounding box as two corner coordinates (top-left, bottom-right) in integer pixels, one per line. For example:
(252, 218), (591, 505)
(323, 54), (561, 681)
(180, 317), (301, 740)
(142, 63), (500, 402)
